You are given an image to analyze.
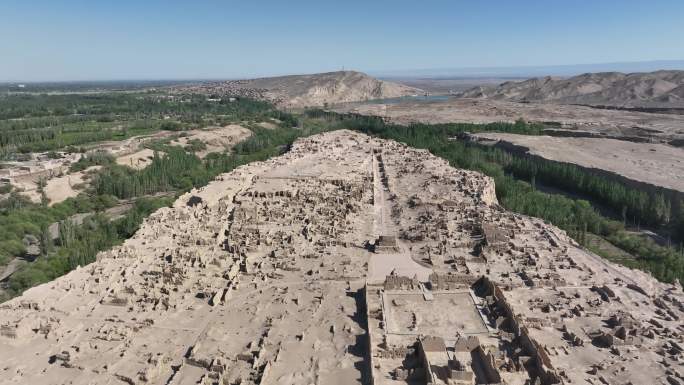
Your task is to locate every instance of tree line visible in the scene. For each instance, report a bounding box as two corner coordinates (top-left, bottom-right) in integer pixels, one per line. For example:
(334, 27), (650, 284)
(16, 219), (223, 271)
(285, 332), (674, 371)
(0, 93), (294, 158)
(0, 98), (310, 300)
(4, 197), (172, 296)
(309, 110), (684, 283)
(3, 96), (681, 300)
(488, 149), (679, 229)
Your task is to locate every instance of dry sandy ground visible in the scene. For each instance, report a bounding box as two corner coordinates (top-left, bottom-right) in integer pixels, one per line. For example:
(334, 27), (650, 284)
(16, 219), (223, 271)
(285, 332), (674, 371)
(43, 167), (99, 205)
(473, 133), (684, 193)
(8, 126), (250, 204)
(0, 131), (680, 385)
(334, 98), (684, 142)
(10, 174), (44, 204)
(97, 131), (176, 156)
(115, 148), (156, 170)
(258, 121), (278, 130)
(11, 166), (101, 205)
(115, 125), (251, 169)
(171, 124), (251, 158)
(8, 130), (175, 201)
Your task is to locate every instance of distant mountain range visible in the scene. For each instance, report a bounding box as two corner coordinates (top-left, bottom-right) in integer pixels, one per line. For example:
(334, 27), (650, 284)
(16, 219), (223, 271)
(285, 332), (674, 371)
(456, 70), (684, 108)
(375, 60), (684, 79)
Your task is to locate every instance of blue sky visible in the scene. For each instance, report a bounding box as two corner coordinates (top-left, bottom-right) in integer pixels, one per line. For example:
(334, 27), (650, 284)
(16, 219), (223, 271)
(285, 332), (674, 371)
(1, 0), (683, 81)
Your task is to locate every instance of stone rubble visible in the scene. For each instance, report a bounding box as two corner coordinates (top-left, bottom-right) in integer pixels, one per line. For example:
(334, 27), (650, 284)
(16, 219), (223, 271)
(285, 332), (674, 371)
(0, 130), (680, 385)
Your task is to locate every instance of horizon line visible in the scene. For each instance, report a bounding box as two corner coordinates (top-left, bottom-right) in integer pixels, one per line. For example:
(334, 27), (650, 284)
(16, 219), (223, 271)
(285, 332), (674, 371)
(2, 59), (684, 84)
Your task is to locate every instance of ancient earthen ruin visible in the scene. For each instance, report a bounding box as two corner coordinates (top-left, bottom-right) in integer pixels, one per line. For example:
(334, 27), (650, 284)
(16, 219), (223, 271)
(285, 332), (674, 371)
(0, 130), (682, 385)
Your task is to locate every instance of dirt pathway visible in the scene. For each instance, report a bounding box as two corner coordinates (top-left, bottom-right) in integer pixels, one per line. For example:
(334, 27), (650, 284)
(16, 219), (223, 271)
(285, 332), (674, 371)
(368, 150), (432, 283)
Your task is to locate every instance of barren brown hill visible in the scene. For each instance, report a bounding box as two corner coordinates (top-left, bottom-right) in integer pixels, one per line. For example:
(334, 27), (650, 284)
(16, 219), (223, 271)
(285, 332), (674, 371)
(173, 71), (421, 108)
(457, 70), (684, 108)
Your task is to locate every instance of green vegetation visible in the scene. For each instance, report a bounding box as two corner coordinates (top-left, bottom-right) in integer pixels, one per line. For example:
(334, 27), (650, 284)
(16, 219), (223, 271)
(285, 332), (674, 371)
(306, 110), (684, 283)
(185, 138), (207, 153)
(0, 93), (291, 158)
(2, 94), (682, 302)
(0, 193), (118, 267)
(69, 150), (115, 172)
(0, 95), (325, 300)
(91, 122), (325, 200)
(1, 120), (329, 298)
(584, 233), (636, 266)
(308, 110), (682, 238)
(5, 197), (172, 295)
(1, 121), (155, 155)
(494, 152), (678, 229)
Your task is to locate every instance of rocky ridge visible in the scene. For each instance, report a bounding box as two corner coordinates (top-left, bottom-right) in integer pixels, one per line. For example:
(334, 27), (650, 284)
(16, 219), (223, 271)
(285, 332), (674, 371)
(457, 70), (684, 108)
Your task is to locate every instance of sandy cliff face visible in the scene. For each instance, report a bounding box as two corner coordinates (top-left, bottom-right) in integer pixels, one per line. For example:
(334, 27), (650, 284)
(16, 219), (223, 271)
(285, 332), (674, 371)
(285, 71), (418, 107)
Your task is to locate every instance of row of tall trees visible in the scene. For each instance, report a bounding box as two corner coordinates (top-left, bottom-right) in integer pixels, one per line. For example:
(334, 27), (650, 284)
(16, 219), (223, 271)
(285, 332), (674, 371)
(2, 119), (320, 298)
(490, 149), (678, 228)
(69, 150), (115, 172)
(0, 193), (117, 266)
(315, 111), (683, 239)
(0, 93), (287, 121)
(0, 94), (303, 300)
(316, 111), (684, 283)
(5, 197), (172, 295)
(0, 94), (293, 158)
(91, 117), (318, 201)
(0, 115), (91, 132)
(92, 149), (206, 198)
(0, 127), (57, 147)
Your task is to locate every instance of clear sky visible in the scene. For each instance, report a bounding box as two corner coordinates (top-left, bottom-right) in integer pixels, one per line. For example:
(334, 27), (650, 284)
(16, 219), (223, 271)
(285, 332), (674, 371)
(2, 0), (683, 81)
